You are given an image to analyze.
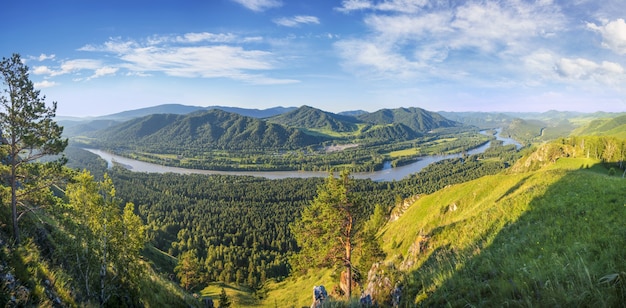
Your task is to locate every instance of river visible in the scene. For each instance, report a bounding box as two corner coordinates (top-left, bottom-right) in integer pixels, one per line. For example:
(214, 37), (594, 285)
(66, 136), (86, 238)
(86, 129), (521, 182)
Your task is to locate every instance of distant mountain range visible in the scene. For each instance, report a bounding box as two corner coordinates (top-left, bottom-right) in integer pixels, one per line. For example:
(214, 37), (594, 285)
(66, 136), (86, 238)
(74, 105), (468, 153)
(63, 104), (626, 152)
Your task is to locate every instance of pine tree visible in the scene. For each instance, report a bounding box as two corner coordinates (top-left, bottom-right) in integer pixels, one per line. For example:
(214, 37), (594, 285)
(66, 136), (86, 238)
(175, 250), (202, 291)
(0, 53), (67, 244)
(218, 288), (231, 308)
(290, 170), (365, 299)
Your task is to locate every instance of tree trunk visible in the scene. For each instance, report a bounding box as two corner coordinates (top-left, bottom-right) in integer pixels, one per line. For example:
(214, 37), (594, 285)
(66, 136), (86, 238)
(11, 153), (19, 244)
(345, 239), (351, 299)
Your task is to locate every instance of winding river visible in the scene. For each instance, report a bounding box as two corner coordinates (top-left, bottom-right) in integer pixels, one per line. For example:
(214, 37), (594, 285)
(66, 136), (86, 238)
(86, 129), (521, 182)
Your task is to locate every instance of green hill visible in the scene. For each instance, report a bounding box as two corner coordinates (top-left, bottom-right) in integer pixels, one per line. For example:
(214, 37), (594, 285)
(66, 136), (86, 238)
(268, 105), (361, 133)
(90, 109), (326, 152)
(573, 114), (626, 138)
(358, 107), (460, 133)
(263, 140), (625, 306)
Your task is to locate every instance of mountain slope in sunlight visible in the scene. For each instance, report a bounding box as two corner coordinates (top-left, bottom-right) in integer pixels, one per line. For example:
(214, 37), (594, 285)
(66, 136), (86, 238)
(380, 157), (625, 306)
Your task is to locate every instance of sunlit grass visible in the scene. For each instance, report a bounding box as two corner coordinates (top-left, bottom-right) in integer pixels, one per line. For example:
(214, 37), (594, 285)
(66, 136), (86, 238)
(261, 269), (335, 307)
(379, 166), (626, 306)
(200, 282), (259, 307)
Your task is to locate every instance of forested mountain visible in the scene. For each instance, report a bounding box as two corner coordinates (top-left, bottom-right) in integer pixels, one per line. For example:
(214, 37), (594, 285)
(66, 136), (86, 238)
(62, 119), (122, 137)
(358, 123), (421, 141)
(572, 114), (626, 138)
(438, 111), (514, 129)
(90, 109), (326, 152)
(358, 107), (460, 132)
(268, 105), (361, 132)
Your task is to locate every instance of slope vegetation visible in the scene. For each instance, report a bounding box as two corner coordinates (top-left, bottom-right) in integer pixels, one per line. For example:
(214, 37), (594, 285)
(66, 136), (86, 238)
(379, 156), (625, 306)
(358, 107), (459, 133)
(573, 114), (626, 138)
(268, 105), (360, 132)
(90, 109), (326, 152)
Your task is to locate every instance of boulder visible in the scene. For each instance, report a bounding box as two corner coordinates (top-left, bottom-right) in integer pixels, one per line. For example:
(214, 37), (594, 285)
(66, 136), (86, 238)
(311, 285), (328, 308)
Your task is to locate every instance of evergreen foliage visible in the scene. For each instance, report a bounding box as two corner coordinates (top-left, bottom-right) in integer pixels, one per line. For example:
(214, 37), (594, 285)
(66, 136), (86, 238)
(290, 171), (373, 299)
(218, 287), (231, 308)
(357, 107), (459, 132)
(0, 53), (68, 244)
(268, 105), (361, 132)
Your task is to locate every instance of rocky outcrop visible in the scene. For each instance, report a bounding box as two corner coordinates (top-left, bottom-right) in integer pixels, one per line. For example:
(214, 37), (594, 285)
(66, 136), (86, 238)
(311, 285), (328, 308)
(390, 195), (419, 222)
(362, 262), (403, 306)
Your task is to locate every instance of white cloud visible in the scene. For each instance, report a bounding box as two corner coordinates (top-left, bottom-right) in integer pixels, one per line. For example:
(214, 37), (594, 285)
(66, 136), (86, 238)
(75, 34), (297, 84)
(555, 57), (624, 84)
(58, 59), (102, 76)
(37, 53), (55, 61)
(176, 32), (238, 43)
(33, 65), (54, 75)
(273, 15), (320, 27)
(88, 66), (119, 80)
(587, 18), (626, 55)
(231, 0), (282, 12)
(524, 51), (625, 86)
(337, 0), (429, 13)
(335, 0), (566, 81)
(33, 80), (57, 88)
(31, 59), (104, 77)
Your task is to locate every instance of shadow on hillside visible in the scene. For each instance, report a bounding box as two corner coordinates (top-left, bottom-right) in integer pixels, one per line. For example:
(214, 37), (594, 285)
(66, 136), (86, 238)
(405, 166), (626, 306)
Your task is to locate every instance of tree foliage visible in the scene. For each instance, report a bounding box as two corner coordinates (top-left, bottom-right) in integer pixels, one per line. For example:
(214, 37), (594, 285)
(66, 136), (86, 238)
(57, 171), (145, 306)
(290, 170), (367, 298)
(0, 53), (67, 244)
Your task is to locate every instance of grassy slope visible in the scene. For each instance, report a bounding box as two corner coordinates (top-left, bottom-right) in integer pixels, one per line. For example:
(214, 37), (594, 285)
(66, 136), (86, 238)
(258, 156), (625, 306)
(380, 158), (625, 306)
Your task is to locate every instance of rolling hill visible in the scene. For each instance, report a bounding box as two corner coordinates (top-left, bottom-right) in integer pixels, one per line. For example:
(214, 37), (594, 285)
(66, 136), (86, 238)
(358, 107), (460, 133)
(89, 109), (326, 151)
(572, 114), (626, 138)
(267, 105), (361, 132)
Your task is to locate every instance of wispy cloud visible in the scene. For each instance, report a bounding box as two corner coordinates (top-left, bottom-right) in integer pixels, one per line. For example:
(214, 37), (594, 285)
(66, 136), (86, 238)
(231, 0), (282, 12)
(273, 15), (320, 27)
(34, 80), (57, 88)
(336, 0), (429, 13)
(75, 33), (298, 85)
(335, 0), (567, 85)
(87, 66), (119, 80)
(524, 50), (625, 87)
(37, 53), (55, 61)
(587, 18), (626, 55)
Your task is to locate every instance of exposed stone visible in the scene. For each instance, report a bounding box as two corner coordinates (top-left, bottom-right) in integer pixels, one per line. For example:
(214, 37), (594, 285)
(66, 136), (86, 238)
(311, 285), (328, 308)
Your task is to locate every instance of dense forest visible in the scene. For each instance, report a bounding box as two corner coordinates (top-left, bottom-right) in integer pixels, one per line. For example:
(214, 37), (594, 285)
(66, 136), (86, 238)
(71, 105), (487, 172)
(60, 140), (520, 295)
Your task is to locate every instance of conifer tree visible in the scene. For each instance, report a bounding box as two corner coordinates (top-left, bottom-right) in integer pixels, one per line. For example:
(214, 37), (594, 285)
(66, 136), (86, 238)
(0, 53), (67, 244)
(218, 288), (231, 308)
(175, 249), (203, 291)
(290, 170), (365, 299)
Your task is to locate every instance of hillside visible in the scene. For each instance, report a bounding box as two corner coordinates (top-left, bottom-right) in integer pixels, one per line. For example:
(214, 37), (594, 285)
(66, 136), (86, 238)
(263, 140), (625, 306)
(572, 114), (626, 138)
(268, 105), (360, 132)
(89, 109), (326, 152)
(438, 111), (513, 129)
(358, 107), (460, 133)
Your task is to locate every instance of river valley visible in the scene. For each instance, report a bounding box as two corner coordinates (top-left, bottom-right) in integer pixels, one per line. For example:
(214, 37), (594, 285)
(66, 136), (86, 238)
(86, 129), (521, 181)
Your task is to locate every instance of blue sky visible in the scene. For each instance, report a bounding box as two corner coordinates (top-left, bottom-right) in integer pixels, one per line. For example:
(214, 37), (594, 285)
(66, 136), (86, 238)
(1, 0), (625, 116)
